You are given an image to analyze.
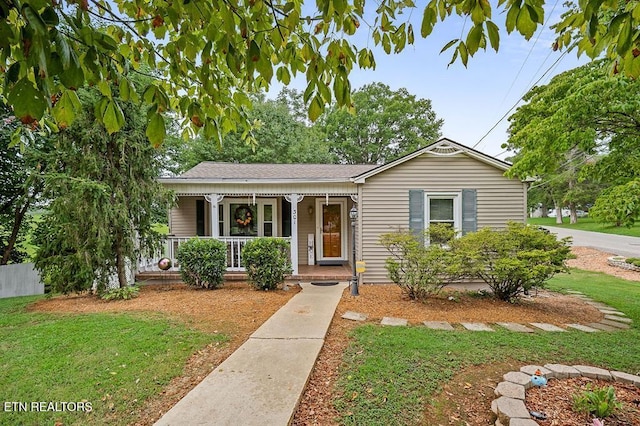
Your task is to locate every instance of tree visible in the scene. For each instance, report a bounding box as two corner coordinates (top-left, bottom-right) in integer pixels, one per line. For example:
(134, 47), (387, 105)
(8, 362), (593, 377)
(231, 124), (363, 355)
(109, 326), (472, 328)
(34, 83), (173, 293)
(323, 83), (443, 164)
(172, 91), (332, 173)
(505, 61), (638, 223)
(0, 104), (51, 264)
(2, 0), (638, 145)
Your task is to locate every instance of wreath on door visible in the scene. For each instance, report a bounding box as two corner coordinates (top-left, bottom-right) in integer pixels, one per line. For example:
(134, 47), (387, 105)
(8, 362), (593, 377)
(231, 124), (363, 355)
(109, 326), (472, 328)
(234, 205), (253, 228)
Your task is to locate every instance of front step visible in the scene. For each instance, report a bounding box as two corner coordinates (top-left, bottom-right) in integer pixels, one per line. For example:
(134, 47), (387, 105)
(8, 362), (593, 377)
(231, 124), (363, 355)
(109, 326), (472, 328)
(135, 271), (352, 283)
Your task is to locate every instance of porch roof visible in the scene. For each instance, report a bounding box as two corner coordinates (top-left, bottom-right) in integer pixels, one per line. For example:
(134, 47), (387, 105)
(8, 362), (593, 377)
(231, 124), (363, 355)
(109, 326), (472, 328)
(163, 162), (377, 183)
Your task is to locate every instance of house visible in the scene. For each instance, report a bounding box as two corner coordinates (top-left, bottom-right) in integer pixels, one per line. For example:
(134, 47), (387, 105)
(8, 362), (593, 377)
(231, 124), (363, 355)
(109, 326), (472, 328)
(158, 138), (527, 283)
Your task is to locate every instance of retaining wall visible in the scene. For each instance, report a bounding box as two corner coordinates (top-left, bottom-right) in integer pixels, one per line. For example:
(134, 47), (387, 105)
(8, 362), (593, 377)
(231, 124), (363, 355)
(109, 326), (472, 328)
(0, 263), (44, 298)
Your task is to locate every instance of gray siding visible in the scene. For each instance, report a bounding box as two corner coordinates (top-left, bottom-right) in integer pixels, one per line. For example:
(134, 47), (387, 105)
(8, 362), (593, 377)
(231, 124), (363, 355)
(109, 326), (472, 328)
(360, 153), (526, 283)
(170, 196), (205, 237)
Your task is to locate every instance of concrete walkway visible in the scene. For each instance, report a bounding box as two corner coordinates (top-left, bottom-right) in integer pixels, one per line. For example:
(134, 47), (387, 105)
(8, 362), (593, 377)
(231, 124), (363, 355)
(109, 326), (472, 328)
(154, 281), (348, 426)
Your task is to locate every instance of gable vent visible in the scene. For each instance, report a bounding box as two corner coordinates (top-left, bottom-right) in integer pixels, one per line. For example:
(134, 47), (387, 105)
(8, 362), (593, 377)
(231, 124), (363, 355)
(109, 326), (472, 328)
(424, 141), (464, 156)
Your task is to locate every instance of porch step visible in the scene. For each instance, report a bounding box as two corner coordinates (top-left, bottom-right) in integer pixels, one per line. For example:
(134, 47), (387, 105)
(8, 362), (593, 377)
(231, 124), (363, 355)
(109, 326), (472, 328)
(135, 271), (352, 283)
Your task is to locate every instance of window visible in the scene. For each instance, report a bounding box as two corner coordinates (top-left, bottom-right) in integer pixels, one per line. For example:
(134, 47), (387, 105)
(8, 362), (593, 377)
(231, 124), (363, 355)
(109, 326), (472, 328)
(222, 198), (278, 237)
(425, 193), (461, 239)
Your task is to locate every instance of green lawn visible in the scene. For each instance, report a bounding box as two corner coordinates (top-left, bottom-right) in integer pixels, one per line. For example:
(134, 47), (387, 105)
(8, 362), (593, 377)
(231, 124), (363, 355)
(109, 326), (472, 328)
(0, 296), (221, 426)
(334, 269), (640, 425)
(528, 217), (640, 237)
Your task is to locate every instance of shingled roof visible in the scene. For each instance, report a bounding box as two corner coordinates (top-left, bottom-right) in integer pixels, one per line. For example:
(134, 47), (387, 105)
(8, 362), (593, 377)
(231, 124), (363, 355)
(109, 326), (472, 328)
(176, 162), (378, 181)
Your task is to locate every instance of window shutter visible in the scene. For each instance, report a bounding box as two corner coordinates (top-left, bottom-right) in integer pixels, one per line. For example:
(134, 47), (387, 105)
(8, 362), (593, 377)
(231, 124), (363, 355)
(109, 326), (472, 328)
(409, 190), (424, 237)
(461, 189), (477, 235)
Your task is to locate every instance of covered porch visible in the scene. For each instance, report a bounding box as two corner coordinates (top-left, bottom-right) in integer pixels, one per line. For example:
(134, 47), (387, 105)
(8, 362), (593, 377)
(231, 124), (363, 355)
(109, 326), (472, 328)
(143, 192), (359, 275)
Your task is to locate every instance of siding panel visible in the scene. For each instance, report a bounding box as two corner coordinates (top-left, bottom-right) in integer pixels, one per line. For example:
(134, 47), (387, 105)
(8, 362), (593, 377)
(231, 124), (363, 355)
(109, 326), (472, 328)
(360, 153), (525, 283)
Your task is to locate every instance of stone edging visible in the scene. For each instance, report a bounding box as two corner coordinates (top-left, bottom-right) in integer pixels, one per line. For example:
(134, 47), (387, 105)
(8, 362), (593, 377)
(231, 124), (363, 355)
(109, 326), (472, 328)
(491, 364), (640, 426)
(607, 256), (640, 272)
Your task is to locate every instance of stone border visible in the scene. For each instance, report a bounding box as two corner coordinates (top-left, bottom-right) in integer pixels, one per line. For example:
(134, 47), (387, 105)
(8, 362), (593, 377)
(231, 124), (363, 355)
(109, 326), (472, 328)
(607, 256), (640, 272)
(491, 364), (640, 426)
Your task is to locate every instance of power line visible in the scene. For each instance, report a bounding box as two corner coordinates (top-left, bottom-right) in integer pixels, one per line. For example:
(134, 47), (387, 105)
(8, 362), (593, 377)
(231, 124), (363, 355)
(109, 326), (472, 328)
(472, 48), (570, 150)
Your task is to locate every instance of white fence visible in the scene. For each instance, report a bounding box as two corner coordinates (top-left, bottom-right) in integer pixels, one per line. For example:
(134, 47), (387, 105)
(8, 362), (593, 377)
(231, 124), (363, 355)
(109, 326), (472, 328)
(0, 263), (44, 299)
(139, 236), (292, 273)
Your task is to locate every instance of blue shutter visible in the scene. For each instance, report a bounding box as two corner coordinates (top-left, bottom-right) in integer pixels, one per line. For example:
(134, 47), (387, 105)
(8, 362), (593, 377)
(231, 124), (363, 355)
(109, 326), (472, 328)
(409, 190), (424, 237)
(461, 189), (477, 235)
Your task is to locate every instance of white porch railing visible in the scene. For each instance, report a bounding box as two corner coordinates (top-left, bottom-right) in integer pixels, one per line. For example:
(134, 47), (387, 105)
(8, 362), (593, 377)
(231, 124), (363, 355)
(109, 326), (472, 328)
(138, 236), (292, 273)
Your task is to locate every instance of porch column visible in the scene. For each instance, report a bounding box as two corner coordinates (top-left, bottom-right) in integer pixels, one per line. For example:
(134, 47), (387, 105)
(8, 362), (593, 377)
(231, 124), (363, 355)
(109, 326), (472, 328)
(204, 194), (224, 238)
(285, 193), (304, 275)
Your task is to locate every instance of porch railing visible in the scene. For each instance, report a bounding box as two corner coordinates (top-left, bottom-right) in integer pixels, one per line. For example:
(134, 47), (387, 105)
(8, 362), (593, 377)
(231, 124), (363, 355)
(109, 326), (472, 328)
(138, 236), (292, 273)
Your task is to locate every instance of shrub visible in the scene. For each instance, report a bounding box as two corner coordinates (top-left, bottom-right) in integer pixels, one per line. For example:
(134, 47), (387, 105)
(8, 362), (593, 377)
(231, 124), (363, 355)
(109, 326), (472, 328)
(242, 238), (292, 290)
(573, 385), (622, 418)
(176, 238), (227, 289)
(450, 222), (572, 301)
(380, 227), (462, 301)
(625, 257), (640, 267)
(100, 285), (140, 301)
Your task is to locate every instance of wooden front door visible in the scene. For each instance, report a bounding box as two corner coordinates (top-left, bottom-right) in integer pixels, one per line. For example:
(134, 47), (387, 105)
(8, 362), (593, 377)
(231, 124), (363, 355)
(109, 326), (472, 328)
(316, 199), (347, 261)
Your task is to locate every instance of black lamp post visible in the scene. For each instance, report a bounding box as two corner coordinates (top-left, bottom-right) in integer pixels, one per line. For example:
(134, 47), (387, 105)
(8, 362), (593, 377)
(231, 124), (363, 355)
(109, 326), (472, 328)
(349, 205), (359, 296)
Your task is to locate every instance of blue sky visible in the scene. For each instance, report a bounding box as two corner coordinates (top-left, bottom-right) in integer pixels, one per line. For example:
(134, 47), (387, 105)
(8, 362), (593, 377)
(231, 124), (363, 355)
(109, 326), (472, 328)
(271, 4), (590, 159)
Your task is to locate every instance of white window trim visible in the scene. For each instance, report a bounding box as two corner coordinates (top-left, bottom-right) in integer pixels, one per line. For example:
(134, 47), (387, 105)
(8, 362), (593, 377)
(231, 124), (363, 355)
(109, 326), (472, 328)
(221, 198), (278, 237)
(424, 192), (462, 233)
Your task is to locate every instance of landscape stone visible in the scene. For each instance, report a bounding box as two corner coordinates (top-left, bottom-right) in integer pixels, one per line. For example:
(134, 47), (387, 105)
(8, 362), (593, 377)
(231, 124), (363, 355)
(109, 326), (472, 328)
(585, 301), (613, 309)
(566, 290), (584, 294)
(604, 314), (633, 323)
(573, 365), (613, 380)
(380, 317), (407, 326)
(588, 322), (620, 332)
(599, 319), (631, 329)
(496, 322), (535, 333)
(529, 322), (566, 332)
(423, 321), (455, 331)
(491, 398), (498, 414)
(565, 323), (600, 332)
(611, 371), (640, 386)
(494, 381), (525, 400)
(494, 420), (504, 426)
(494, 396), (530, 424)
(599, 309), (626, 316)
(543, 364), (581, 379)
(461, 322), (494, 331)
(503, 371), (533, 389)
(519, 365), (552, 377)
(341, 311), (367, 321)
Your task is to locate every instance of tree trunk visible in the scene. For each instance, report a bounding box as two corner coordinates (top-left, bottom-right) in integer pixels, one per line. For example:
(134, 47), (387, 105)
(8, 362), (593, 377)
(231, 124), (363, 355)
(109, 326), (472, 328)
(554, 203), (563, 225)
(569, 202), (578, 224)
(114, 234), (127, 288)
(541, 202), (548, 218)
(1, 199), (30, 265)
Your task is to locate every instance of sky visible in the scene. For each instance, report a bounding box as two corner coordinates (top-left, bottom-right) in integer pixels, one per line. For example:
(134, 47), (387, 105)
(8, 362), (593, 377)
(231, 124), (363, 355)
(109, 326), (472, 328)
(271, 4), (590, 160)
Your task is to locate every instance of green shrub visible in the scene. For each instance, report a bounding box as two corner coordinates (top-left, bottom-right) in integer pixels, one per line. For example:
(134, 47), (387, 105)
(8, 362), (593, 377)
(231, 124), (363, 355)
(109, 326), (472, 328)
(573, 384), (622, 418)
(589, 179), (640, 227)
(625, 257), (640, 267)
(100, 285), (140, 300)
(176, 238), (227, 289)
(380, 227), (462, 301)
(242, 238), (292, 290)
(450, 222), (572, 301)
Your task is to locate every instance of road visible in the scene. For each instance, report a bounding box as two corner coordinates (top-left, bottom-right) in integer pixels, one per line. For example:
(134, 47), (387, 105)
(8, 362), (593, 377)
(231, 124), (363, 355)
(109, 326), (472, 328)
(543, 226), (640, 258)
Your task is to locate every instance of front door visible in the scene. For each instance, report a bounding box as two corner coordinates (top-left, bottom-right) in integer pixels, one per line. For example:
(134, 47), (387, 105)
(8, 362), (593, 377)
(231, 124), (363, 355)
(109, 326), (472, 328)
(316, 199), (347, 262)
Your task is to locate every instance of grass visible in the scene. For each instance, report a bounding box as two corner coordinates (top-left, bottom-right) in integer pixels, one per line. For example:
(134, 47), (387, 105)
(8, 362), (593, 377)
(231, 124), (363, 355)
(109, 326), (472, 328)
(528, 217), (640, 237)
(334, 269), (640, 425)
(0, 295), (222, 426)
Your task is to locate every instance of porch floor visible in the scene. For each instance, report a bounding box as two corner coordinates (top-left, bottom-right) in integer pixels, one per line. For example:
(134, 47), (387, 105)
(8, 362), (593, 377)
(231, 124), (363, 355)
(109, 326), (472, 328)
(136, 264), (353, 284)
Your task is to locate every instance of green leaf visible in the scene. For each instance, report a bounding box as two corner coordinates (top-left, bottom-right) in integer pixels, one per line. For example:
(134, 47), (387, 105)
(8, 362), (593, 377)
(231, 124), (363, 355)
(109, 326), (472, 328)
(421, 6), (437, 37)
(505, 3), (520, 33)
(97, 80), (112, 98)
(308, 95), (323, 121)
(7, 77), (47, 121)
(440, 38), (459, 53)
(102, 100), (125, 134)
(466, 24), (484, 55)
(516, 5), (537, 39)
(22, 4), (46, 36)
(52, 90), (81, 128)
(617, 19), (632, 55)
(146, 110), (166, 147)
(459, 42), (469, 66)
(59, 53), (84, 90)
(486, 20), (500, 51)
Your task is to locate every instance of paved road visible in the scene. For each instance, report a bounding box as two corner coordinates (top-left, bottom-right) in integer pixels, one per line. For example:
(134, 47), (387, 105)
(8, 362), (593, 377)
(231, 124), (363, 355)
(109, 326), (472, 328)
(543, 226), (640, 257)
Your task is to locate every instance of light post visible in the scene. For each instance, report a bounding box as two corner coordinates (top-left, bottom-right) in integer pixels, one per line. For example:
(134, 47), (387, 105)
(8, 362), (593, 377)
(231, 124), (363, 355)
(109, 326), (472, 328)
(349, 205), (359, 296)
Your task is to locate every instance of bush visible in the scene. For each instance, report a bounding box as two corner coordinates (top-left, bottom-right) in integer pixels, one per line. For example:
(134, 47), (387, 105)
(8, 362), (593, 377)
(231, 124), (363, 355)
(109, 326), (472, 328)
(176, 238), (227, 289)
(450, 222), (572, 301)
(380, 226), (462, 301)
(573, 384), (622, 418)
(100, 285), (140, 301)
(242, 238), (292, 290)
(625, 257), (640, 267)
(589, 179), (640, 227)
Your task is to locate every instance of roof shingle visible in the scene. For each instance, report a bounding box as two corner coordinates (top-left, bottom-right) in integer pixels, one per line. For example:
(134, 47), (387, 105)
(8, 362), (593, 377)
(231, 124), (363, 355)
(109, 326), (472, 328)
(178, 162), (377, 180)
